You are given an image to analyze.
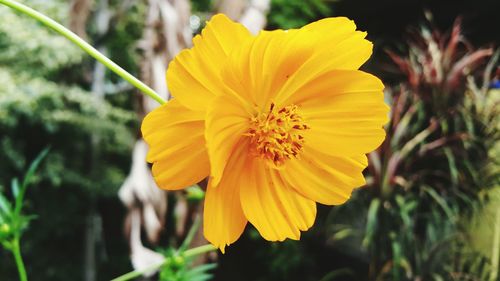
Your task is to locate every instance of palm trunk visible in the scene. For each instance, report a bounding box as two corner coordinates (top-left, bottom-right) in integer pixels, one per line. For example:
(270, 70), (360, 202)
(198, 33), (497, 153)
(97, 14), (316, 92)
(118, 0), (192, 276)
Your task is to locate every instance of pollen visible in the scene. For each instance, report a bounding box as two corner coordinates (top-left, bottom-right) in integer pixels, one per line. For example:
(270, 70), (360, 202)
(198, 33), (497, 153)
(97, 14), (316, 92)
(245, 102), (310, 167)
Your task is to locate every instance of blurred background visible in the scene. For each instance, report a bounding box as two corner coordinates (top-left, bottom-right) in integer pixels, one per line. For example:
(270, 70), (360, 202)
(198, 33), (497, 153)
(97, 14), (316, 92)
(0, 0), (499, 280)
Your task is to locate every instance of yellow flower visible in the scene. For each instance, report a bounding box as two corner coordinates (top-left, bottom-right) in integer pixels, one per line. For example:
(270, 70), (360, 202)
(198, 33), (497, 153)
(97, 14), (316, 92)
(142, 14), (389, 252)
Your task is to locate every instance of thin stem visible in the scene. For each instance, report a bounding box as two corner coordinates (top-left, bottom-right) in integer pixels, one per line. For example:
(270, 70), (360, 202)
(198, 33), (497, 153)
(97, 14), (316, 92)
(110, 244), (216, 281)
(0, 0), (165, 105)
(179, 215), (201, 252)
(184, 244), (216, 258)
(12, 239), (28, 281)
(110, 259), (166, 281)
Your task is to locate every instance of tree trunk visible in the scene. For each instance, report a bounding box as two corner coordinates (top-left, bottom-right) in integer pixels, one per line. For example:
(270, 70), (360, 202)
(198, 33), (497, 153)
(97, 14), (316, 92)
(118, 0), (193, 276)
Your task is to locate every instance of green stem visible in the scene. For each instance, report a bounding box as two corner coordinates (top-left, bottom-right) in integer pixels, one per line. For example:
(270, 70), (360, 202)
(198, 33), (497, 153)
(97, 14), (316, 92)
(184, 244), (216, 258)
(179, 215), (201, 252)
(110, 260), (165, 281)
(0, 0), (165, 105)
(12, 239), (28, 281)
(111, 244), (216, 281)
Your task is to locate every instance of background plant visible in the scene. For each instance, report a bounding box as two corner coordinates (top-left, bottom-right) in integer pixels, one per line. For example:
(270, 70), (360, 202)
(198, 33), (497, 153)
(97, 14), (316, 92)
(0, 0), (139, 279)
(0, 149), (48, 281)
(326, 18), (499, 281)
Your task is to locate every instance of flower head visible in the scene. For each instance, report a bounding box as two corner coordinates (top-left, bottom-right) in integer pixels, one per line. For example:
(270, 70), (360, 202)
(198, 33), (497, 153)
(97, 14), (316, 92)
(142, 14), (389, 252)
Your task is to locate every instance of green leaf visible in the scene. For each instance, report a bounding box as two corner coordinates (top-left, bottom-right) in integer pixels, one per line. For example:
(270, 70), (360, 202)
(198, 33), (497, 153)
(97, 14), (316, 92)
(0, 193), (12, 214)
(185, 274), (213, 281)
(443, 148), (458, 187)
(392, 240), (402, 280)
(363, 198), (380, 248)
(332, 228), (354, 241)
(423, 186), (456, 221)
(183, 263), (217, 281)
(391, 106), (415, 148)
(21, 147), (49, 189)
(186, 263), (217, 274)
(11, 178), (20, 198)
(14, 148), (49, 216)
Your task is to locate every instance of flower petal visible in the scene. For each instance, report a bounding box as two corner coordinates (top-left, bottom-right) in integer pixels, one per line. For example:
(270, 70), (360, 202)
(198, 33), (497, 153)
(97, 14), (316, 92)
(205, 94), (251, 186)
(203, 142), (248, 253)
(294, 70), (389, 156)
(141, 99), (209, 190)
(220, 17), (371, 108)
(239, 157), (317, 241)
(275, 32), (373, 104)
(167, 14), (252, 111)
(282, 147), (368, 205)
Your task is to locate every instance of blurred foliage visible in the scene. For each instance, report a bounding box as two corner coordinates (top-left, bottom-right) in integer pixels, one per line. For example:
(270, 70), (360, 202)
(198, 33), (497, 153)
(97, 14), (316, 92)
(111, 215), (216, 281)
(158, 245), (216, 281)
(0, 149), (48, 281)
(268, 0), (331, 29)
(0, 7), (82, 77)
(0, 149), (48, 248)
(0, 0), (141, 279)
(0, 69), (136, 192)
(191, 0), (213, 13)
(159, 216), (216, 281)
(160, 258), (216, 281)
(326, 19), (499, 281)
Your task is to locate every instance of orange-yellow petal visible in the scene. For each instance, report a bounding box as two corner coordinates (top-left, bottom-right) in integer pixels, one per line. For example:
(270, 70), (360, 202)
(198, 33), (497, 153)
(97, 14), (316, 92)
(203, 142), (248, 253)
(282, 147), (368, 205)
(222, 17), (371, 108)
(293, 70), (389, 156)
(167, 14), (252, 111)
(141, 99), (209, 190)
(239, 154), (317, 241)
(220, 17), (371, 108)
(274, 32), (372, 104)
(205, 94), (252, 186)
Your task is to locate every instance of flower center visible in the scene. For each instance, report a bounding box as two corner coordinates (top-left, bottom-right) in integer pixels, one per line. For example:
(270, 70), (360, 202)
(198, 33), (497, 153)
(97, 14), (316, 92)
(245, 103), (310, 167)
